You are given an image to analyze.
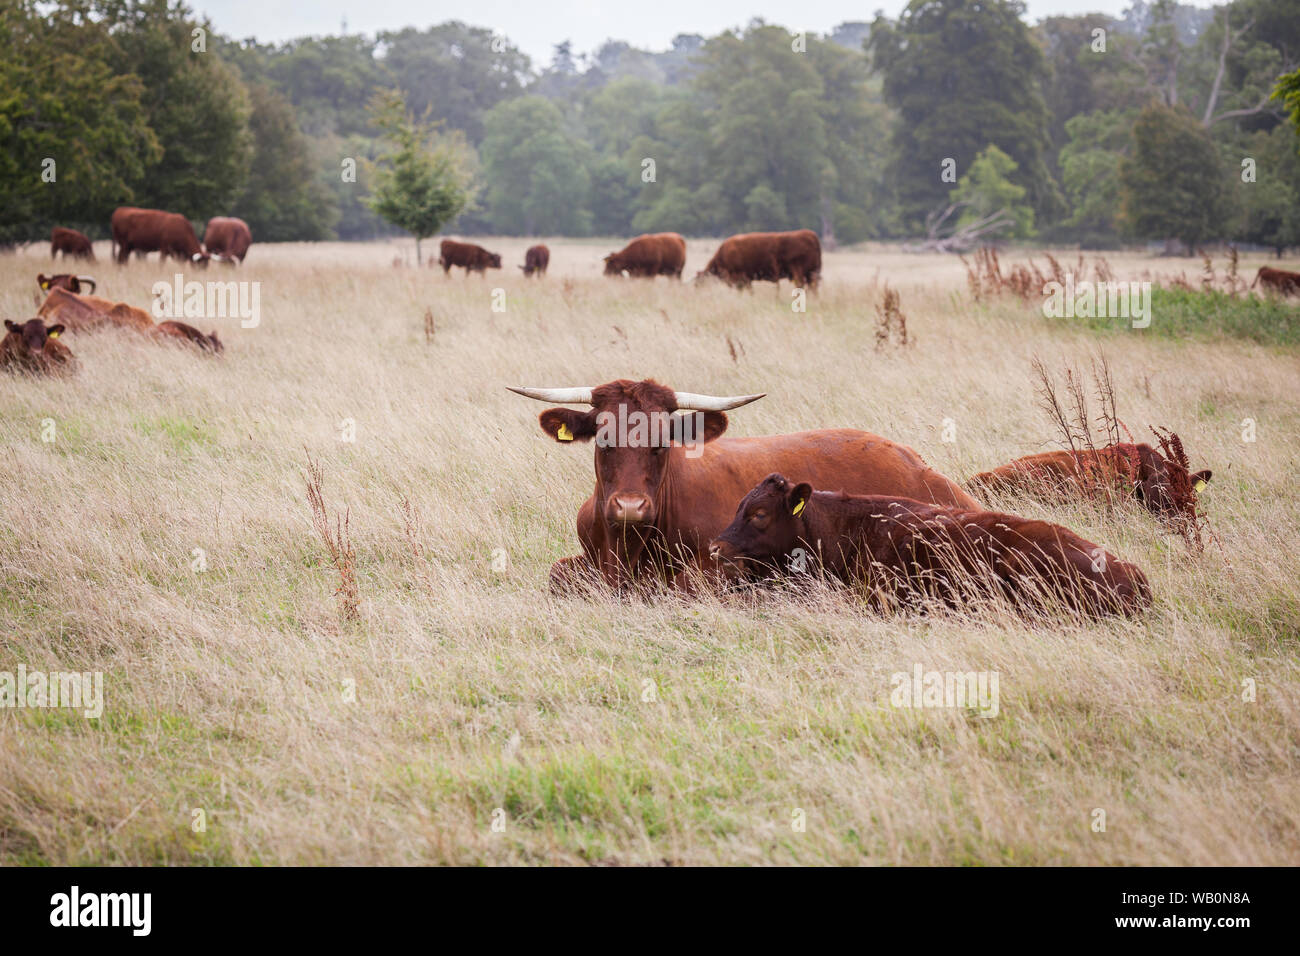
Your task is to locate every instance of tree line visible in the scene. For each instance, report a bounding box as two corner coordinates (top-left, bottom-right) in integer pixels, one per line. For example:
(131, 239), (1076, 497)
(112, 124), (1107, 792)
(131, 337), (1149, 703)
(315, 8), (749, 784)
(2, 0), (1299, 252)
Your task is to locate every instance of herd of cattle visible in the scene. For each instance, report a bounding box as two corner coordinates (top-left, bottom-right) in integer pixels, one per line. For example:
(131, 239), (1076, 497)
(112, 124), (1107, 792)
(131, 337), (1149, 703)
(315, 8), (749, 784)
(505, 379), (1220, 618)
(9, 211), (1296, 621)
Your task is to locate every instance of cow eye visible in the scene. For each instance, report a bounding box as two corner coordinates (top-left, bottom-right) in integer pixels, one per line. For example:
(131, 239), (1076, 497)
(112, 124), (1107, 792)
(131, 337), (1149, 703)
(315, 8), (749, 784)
(750, 510), (766, 521)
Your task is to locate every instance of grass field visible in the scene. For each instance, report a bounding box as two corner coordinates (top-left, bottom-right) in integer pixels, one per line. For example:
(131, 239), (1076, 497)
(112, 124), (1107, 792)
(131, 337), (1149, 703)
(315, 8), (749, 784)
(1, 237), (1298, 865)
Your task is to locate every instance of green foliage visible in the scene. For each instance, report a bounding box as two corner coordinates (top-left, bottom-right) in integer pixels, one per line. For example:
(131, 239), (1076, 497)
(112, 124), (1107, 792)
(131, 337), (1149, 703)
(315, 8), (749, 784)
(1275, 68), (1300, 138)
(1118, 104), (1234, 252)
(1232, 124), (1300, 255)
(1057, 110), (1135, 246)
(951, 145), (1036, 238)
(869, 0), (1065, 230)
(1078, 286), (1300, 345)
(365, 90), (472, 260)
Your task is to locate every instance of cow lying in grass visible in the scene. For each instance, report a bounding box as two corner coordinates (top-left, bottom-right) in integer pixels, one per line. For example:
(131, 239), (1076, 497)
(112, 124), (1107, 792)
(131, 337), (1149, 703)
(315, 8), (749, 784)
(37, 288), (220, 352)
(153, 321), (223, 352)
(1, 319), (76, 375)
(709, 473), (1151, 618)
(969, 441), (1210, 525)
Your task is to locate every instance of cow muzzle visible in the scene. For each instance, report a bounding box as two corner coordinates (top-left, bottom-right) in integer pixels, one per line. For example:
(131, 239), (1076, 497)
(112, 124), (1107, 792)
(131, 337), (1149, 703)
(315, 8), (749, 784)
(607, 494), (653, 525)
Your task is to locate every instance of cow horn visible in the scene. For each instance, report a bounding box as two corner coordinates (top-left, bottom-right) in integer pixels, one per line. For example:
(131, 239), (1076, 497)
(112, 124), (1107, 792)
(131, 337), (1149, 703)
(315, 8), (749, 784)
(76, 275), (96, 293)
(672, 391), (766, 411)
(507, 386), (594, 405)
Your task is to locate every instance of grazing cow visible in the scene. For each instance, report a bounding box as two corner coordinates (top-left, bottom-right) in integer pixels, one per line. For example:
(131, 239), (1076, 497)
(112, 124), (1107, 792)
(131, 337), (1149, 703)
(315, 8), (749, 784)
(50, 227), (95, 261)
(203, 217), (252, 263)
(37, 273), (96, 295)
(603, 233), (686, 278)
(521, 244), (550, 277)
(969, 442), (1211, 524)
(1251, 266), (1300, 296)
(37, 287), (154, 333)
(439, 239), (502, 275)
(696, 229), (822, 289)
(1, 319), (76, 375)
(153, 320), (223, 352)
(111, 206), (209, 265)
(510, 378), (980, 591)
(709, 474), (1152, 618)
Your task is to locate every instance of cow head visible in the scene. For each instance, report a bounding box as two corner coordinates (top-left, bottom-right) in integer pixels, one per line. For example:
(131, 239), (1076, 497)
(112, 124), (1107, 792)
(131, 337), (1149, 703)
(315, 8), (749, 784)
(5, 318), (66, 355)
(602, 254), (622, 277)
(709, 473), (810, 578)
(204, 331), (224, 353)
(191, 250), (211, 268)
(1132, 444), (1211, 520)
(489, 253), (503, 269)
(509, 379), (764, 583)
(37, 274), (95, 295)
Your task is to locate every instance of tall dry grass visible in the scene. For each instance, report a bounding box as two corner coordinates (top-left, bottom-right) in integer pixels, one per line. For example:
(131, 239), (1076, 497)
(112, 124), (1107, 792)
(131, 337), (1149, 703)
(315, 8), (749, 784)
(0, 238), (1297, 864)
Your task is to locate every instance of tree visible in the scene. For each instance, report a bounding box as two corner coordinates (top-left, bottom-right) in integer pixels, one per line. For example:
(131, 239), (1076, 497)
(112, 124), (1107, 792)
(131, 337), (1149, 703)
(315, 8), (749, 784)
(0, 0), (160, 241)
(365, 90), (472, 263)
(1276, 67), (1300, 138)
(869, 0), (1065, 231)
(951, 145), (1036, 238)
(1234, 124), (1300, 256)
(1118, 103), (1234, 253)
(1057, 110), (1135, 246)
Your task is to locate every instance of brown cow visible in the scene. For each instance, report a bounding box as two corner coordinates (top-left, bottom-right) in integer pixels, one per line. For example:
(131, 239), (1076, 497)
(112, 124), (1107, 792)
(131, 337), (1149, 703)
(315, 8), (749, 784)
(50, 227), (95, 261)
(203, 217), (252, 263)
(510, 378), (980, 591)
(37, 287), (154, 333)
(111, 207), (209, 265)
(969, 442), (1211, 524)
(1251, 266), (1300, 296)
(439, 239), (502, 275)
(709, 473), (1152, 618)
(696, 229), (822, 289)
(153, 320), (223, 352)
(603, 233), (686, 278)
(37, 273), (96, 295)
(1, 319), (76, 375)
(521, 244), (550, 277)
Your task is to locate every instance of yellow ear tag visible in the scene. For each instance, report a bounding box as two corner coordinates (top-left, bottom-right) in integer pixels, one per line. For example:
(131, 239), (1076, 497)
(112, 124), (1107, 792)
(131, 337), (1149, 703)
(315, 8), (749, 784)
(40, 282), (49, 290)
(791, 498), (805, 517)
(47, 330), (59, 339)
(1193, 479), (1206, 493)
(557, 423), (574, 442)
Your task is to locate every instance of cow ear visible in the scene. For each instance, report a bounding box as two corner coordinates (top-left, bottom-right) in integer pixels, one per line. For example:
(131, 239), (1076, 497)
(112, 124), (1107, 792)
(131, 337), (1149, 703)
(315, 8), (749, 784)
(539, 408), (597, 444)
(788, 483), (812, 517)
(4, 320), (19, 333)
(1190, 469), (1212, 492)
(46, 324), (65, 338)
(699, 411), (728, 443)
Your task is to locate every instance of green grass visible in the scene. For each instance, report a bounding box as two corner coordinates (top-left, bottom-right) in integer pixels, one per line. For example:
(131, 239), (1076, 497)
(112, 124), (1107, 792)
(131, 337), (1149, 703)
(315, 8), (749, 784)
(1081, 287), (1300, 345)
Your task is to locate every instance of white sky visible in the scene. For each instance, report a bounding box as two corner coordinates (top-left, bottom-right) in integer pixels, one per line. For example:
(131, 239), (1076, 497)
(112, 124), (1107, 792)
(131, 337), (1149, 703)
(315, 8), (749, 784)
(195, 1), (1222, 65)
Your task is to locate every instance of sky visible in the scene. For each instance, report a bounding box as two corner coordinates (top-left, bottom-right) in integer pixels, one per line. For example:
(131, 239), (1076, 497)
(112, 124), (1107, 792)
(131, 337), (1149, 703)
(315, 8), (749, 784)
(194, 1), (1221, 65)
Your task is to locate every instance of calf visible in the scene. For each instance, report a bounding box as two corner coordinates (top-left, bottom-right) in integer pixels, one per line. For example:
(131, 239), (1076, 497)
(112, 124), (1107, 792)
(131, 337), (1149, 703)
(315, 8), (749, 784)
(969, 442), (1210, 524)
(1251, 266), (1300, 296)
(37, 273), (96, 295)
(439, 239), (502, 276)
(50, 227), (95, 261)
(709, 473), (1151, 618)
(521, 244), (550, 277)
(1, 319), (76, 375)
(603, 233), (686, 278)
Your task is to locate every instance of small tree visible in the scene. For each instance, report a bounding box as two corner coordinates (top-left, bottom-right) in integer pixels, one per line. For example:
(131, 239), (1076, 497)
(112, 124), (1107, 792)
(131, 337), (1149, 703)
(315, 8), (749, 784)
(951, 144), (1036, 238)
(365, 90), (470, 264)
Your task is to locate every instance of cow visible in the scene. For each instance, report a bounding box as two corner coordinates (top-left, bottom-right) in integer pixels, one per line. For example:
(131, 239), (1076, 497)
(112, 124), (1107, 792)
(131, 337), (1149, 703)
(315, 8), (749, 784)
(969, 442), (1211, 525)
(37, 287), (154, 334)
(709, 473), (1152, 618)
(50, 227), (95, 261)
(521, 244), (550, 277)
(153, 320), (223, 352)
(696, 229), (822, 289)
(603, 233), (686, 278)
(439, 239), (502, 276)
(1251, 266), (1300, 296)
(37, 274), (96, 295)
(1, 319), (76, 375)
(204, 217), (252, 263)
(509, 378), (981, 592)
(110, 206), (210, 265)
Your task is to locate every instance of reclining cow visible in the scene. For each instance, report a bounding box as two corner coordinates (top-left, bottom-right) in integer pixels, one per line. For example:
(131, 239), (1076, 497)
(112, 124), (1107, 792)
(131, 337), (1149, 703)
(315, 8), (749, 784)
(37, 273), (96, 295)
(510, 378), (979, 592)
(969, 441), (1210, 525)
(1, 319), (77, 376)
(709, 473), (1151, 618)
